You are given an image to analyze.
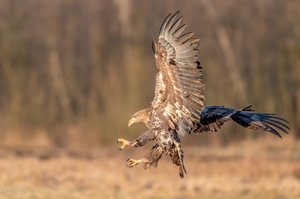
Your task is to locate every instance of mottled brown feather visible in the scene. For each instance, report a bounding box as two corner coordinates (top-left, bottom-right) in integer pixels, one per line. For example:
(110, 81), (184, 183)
(150, 12), (205, 136)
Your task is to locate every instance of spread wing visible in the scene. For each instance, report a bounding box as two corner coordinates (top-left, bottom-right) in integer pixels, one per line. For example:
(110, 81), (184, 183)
(151, 11), (205, 136)
(193, 105), (289, 138)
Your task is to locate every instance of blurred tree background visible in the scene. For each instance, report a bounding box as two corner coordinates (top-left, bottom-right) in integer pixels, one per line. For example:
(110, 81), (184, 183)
(0, 0), (299, 147)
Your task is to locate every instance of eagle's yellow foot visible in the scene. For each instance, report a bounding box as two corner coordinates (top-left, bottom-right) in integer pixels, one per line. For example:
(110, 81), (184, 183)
(126, 158), (146, 168)
(117, 138), (131, 150)
(117, 138), (138, 150)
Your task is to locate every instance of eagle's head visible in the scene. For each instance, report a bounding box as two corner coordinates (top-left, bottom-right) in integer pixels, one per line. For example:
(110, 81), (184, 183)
(128, 108), (151, 127)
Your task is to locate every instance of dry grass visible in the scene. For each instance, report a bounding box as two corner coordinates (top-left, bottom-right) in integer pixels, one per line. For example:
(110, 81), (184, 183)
(0, 138), (299, 199)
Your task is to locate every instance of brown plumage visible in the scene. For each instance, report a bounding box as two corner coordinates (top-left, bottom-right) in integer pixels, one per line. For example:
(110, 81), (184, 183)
(118, 11), (203, 177)
(117, 12), (288, 178)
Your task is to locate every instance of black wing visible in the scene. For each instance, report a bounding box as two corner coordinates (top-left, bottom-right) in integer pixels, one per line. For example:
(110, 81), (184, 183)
(193, 105), (289, 138)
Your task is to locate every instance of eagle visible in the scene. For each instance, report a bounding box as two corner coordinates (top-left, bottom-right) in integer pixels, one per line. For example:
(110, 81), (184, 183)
(117, 11), (289, 178)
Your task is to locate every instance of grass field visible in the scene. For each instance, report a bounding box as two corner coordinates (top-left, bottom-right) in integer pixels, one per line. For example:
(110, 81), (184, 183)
(0, 138), (299, 199)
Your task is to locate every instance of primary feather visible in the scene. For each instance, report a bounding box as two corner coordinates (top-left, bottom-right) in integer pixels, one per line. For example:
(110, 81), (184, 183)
(151, 11), (205, 136)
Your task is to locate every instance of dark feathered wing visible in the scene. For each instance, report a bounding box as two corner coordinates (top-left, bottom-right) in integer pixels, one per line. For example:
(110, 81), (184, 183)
(193, 105), (289, 138)
(151, 11), (205, 136)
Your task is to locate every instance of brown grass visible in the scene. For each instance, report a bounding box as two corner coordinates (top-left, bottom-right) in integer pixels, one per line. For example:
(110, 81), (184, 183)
(0, 138), (299, 199)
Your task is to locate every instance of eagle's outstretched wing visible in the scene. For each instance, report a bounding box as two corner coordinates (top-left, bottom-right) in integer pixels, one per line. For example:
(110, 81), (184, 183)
(193, 105), (289, 138)
(151, 11), (205, 136)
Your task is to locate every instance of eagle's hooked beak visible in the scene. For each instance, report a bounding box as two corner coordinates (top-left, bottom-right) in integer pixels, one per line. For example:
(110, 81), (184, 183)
(128, 118), (135, 127)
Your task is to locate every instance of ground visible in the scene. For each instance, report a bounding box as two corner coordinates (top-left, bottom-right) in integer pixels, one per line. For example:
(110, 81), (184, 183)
(0, 138), (299, 199)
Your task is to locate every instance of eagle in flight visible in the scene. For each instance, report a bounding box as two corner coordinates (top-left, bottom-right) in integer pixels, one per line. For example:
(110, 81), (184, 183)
(117, 11), (289, 178)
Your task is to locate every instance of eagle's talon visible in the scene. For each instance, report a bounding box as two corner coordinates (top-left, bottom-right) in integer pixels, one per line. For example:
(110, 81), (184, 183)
(117, 138), (131, 150)
(126, 158), (140, 168)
